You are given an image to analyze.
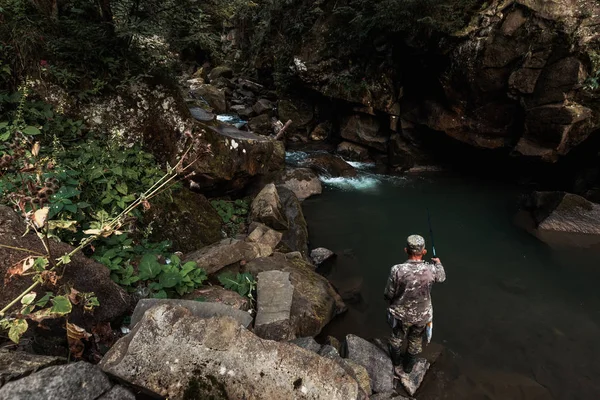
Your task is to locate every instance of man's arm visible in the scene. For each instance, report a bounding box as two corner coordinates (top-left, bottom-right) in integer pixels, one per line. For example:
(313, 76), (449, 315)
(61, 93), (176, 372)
(383, 266), (398, 303)
(431, 258), (446, 283)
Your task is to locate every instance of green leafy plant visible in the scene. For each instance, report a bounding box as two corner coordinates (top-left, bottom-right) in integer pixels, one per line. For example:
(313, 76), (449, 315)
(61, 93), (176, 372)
(210, 199), (249, 236)
(138, 254), (207, 298)
(218, 271), (256, 305)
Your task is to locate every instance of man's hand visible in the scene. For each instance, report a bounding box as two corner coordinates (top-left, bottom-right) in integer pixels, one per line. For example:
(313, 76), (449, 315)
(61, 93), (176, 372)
(431, 257), (441, 265)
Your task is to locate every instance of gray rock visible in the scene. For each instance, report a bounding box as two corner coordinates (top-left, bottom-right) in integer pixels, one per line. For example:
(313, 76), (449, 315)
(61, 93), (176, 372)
(249, 113), (273, 135)
(0, 362), (113, 400)
(100, 305), (361, 400)
(189, 84), (227, 114)
(337, 141), (370, 161)
(290, 337), (321, 353)
(244, 253), (346, 337)
(317, 346), (371, 397)
(97, 385), (136, 400)
(250, 183), (289, 230)
(530, 191), (600, 234)
(340, 114), (387, 152)
(255, 271), (294, 340)
(277, 186), (309, 259)
(277, 168), (322, 201)
(397, 358), (430, 396)
(370, 393), (410, 400)
(130, 299), (253, 328)
(253, 99), (274, 115)
(189, 106), (215, 121)
(183, 286), (251, 311)
(303, 153), (358, 178)
(230, 104), (255, 118)
(318, 344), (340, 358)
(346, 334), (395, 394)
(183, 238), (261, 275)
(245, 222), (283, 257)
(310, 247), (336, 266)
(0, 350), (66, 387)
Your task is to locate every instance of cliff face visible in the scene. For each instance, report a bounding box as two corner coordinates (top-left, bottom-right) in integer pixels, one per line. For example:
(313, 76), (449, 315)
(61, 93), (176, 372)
(233, 0), (600, 163)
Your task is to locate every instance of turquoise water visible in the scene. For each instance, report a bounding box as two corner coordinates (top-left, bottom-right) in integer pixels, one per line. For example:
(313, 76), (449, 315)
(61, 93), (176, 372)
(301, 165), (600, 399)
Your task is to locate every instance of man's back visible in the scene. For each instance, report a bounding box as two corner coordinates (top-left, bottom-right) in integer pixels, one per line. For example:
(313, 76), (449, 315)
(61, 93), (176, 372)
(384, 260), (446, 326)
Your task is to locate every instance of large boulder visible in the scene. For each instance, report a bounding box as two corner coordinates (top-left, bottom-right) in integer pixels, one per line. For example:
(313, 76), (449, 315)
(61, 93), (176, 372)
(183, 238), (259, 275)
(249, 114), (273, 136)
(276, 168), (322, 201)
(250, 183), (289, 230)
(0, 350), (65, 387)
(277, 98), (314, 134)
(345, 334), (395, 394)
(182, 286), (251, 311)
(243, 253), (346, 337)
(100, 304), (362, 400)
(277, 186), (310, 258)
(303, 153), (358, 178)
(337, 141), (371, 162)
(0, 361), (135, 400)
(207, 66), (234, 82)
(189, 83), (227, 114)
(0, 206), (131, 327)
(340, 114), (388, 152)
(142, 189), (222, 253)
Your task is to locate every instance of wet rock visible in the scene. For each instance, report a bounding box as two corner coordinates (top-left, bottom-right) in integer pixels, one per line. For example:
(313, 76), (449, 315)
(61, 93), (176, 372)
(182, 286), (251, 311)
(189, 106), (215, 121)
(143, 189), (222, 253)
(255, 271), (295, 341)
(243, 253), (346, 337)
(310, 122), (331, 141)
(207, 66), (234, 82)
(0, 361), (134, 400)
(388, 134), (420, 169)
(345, 334), (395, 394)
(330, 275), (363, 302)
(0, 206), (131, 328)
(183, 238), (261, 275)
(290, 337), (321, 353)
(310, 247), (336, 266)
(100, 305), (361, 400)
(250, 183), (289, 230)
(340, 114), (387, 152)
(397, 358), (430, 396)
(277, 186), (309, 258)
(529, 192), (600, 235)
(318, 344), (371, 397)
(337, 141), (371, 161)
(0, 350), (65, 387)
(318, 344), (340, 358)
(97, 385), (136, 400)
(189, 84), (227, 114)
(249, 113), (273, 135)
(276, 168), (322, 201)
(278, 98), (314, 131)
(253, 99), (274, 115)
(370, 393), (410, 400)
(129, 298), (253, 328)
(304, 153), (358, 178)
(230, 104), (255, 118)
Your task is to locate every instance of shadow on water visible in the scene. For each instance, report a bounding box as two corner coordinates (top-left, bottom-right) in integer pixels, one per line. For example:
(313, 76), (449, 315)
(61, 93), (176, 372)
(303, 172), (600, 400)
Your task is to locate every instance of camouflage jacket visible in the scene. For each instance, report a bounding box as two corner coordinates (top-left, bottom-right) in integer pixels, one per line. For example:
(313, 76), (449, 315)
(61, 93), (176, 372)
(384, 260), (446, 326)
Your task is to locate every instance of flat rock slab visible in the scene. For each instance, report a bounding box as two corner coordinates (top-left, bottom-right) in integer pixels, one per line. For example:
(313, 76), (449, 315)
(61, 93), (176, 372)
(189, 107), (215, 121)
(183, 238), (261, 275)
(0, 350), (65, 387)
(255, 270), (294, 340)
(130, 299), (253, 328)
(290, 337), (321, 353)
(396, 358), (430, 396)
(0, 361), (134, 400)
(100, 304), (361, 400)
(346, 334), (395, 393)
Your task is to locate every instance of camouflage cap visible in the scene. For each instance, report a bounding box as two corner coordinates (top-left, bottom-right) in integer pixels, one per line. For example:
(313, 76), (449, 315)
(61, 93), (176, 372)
(407, 234), (425, 253)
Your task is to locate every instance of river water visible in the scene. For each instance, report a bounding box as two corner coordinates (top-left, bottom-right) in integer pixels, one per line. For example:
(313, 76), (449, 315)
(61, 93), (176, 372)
(298, 156), (600, 399)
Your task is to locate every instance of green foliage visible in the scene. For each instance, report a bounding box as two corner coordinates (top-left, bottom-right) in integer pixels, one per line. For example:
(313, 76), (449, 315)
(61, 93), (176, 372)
(584, 50), (600, 91)
(92, 234), (207, 298)
(210, 198), (249, 236)
(218, 271), (256, 303)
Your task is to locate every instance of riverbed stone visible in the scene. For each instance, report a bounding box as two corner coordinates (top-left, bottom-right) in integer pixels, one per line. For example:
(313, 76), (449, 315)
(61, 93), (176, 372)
(243, 253), (346, 337)
(290, 337), (321, 353)
(370, 393), (410, 400)
(311, 247), (336, 266)
(189, 83), (227, 114)
(246, 222), (283, 257)
(318, 344), (371, 397)
(397, 358), (430, 396)
(529, 191), (600, 235)
(310, 122), (331, 141)
(276, 168), (322, 201)
(337, 141), (371, 161)
(249, 113), (273, 136)
(255, 271), (295, 340)
(278, 98), (314, 130)
(100, 304), (361, 400)
(303, 153), (358, 178)
(97, 385), (136, 400)
(0, 361), (133, 400)
(182, 286), (251, 311)
(346, 334), (395, 394)
(253, 99), (274, 115)
(277, 186), (310, 258)
(183, 238), (261, 275)
(341, 114), (387, 152)
(250, 183), (289, 230)
(208, 66), (233, 82)
(0, 350), (66, 387)
(129, 299), (253, 328)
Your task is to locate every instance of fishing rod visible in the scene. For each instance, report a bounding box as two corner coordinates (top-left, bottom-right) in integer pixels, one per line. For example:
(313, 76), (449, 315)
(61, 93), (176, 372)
(427, 208), (437, 257)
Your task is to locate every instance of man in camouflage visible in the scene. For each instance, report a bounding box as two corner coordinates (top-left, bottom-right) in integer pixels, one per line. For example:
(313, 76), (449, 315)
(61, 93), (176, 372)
(384, 234), (446, 374)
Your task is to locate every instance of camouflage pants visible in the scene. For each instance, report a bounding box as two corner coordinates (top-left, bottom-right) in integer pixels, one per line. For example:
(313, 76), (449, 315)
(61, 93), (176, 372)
(387, 313), (425, 356)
